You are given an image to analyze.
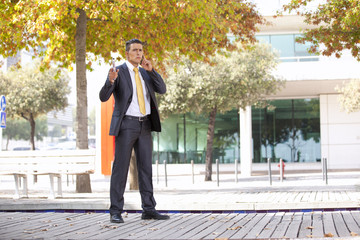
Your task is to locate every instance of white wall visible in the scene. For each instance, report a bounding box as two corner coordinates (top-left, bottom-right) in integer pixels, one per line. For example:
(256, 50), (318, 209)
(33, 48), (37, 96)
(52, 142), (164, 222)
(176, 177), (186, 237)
(320, 94), (360, 169)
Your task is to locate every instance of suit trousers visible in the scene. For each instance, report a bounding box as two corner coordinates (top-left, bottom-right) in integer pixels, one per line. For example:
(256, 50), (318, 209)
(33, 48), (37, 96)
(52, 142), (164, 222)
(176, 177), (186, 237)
(109, 117), (156, 214)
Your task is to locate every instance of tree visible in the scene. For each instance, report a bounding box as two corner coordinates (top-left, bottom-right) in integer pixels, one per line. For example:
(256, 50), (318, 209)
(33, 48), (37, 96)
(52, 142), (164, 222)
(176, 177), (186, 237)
(160, 42), (284, 181)
(0, 0), (264, 190)
(0, 62), (70, 150)
(2, 116), (47, 150)
(336, 79), (360, 113)
(282, 1), (360, 114)
(281, 0), (360, 60)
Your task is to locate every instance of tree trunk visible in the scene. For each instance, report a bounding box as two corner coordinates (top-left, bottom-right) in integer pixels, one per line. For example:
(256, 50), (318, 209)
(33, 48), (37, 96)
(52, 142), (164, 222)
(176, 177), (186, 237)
(29, 113), (36, 150)
(6, 136), (10, 150)
(129, 149), (139, 190)
(205, 106), (217, 181)
(75, 8), (91, 193)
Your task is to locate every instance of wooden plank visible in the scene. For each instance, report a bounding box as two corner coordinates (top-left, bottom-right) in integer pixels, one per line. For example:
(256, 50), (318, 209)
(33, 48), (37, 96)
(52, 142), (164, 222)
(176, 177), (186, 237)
(215, 213), (256, 239)
(257, 212), (285, 238)
(271, 212), (294, 238)
(186, 213), (235, 239)
(298, 212), (312, 238)
(0, 212), (76, 233)
(301, 192), (311, 202)
(85, 213), (149, 239)
(328, 191), (336, 202)
(0, 212), (85, 238)
(88, 213), (171, 239)
(168, 214), (219, 239)
(43, 213), (111, 239)
(272, 192), (287, 203)
(229, 213), (266, 239)
(323, 211), (338, 237)
(340, 192), (351, 201)
(350, 211), (360, 227)
(309, 191), (317, 202)
(116, 213), (209, 240)
(125, 213), (185, 239)
(311, 211), (324, 238)
(342, 211), (360, 236)
(0, 212), (44, 226)
(244, 213), (275, 239)
(88, 213), (176, 239)
(332, 211), (350, 237)
(293, 192), (305, 203)
(284, 212), (303, 238)
(322, 191), (330, 201)
(315, 191), (323, 202)
(63, 212), (137, 238)
(202, 213), (245, 239)
(139, 213), (206, 240)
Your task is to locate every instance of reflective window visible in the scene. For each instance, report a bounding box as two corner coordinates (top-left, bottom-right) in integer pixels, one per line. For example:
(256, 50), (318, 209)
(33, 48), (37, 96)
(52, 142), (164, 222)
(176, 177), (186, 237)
(256, 34), (318, 62)
(154, 99), (320, 164)
(252, 98), (321, 163)
(153, 110), (240, 164)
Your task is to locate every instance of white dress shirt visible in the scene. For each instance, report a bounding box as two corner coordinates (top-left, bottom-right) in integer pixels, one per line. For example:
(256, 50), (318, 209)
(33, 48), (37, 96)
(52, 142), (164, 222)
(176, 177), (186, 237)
(125, 60), (151, 116)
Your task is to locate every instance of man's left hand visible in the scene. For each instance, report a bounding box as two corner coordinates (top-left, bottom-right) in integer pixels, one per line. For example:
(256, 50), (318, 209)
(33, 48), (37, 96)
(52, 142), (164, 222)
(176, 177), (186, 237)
(141, 57), (153, 71)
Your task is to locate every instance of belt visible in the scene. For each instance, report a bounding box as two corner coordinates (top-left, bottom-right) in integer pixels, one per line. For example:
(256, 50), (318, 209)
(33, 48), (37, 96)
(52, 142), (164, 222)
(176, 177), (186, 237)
(124, 115), (150, 121)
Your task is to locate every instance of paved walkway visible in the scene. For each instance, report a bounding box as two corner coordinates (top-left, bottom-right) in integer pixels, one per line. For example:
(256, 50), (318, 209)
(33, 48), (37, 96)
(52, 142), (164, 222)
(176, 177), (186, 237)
(1, 211), (360, 239)
(0, 171), (360, 239)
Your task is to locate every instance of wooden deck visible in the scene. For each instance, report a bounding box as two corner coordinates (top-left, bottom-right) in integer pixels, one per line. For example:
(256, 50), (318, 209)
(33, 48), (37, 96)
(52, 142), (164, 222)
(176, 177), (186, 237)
(0, 211), (359, 239)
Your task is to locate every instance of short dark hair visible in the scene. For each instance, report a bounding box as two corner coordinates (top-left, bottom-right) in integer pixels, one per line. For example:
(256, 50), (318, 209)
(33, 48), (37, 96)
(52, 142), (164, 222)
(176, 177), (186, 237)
(125, 39), (143, 52)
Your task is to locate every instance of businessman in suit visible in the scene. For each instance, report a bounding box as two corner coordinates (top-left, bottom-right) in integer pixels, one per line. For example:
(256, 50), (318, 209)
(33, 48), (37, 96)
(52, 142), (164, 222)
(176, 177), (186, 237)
(99, 39), (169, 223)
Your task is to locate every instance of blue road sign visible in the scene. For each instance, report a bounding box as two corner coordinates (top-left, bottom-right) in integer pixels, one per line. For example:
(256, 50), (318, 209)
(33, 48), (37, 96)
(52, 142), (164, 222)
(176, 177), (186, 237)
(0, 95), (5, 112)
(0, 112), (5, 128)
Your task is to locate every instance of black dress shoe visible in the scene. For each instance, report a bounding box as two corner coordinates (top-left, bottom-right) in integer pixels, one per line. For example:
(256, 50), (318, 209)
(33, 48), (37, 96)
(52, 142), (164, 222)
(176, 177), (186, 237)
(141, 210), (170, 220)
(110, 213), (124, 223)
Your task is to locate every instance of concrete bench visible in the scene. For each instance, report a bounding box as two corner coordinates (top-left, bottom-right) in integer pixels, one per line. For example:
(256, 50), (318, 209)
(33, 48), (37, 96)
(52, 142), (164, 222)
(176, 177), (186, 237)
(0, 149), (95, 199)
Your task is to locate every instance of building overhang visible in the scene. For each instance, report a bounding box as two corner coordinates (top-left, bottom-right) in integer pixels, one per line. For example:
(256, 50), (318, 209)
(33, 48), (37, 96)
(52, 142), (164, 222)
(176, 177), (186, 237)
(267, 79), (351, 99)
(257, 15), (319, 35)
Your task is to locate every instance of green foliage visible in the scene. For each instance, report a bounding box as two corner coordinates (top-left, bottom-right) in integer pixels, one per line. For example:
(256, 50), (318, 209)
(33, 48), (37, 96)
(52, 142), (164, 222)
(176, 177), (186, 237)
(0, 61), (70, 149)
(3, 116), (47, 142)
(159, 42), (284, 116)
(282, 0), (360, 60)
(0, 0), (264, 71)
(336, 79), (360, 113)
(1, 61), (71, 119)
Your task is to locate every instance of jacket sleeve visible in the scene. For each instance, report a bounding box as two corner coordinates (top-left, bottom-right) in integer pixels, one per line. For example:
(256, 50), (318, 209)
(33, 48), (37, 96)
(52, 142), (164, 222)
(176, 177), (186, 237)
(147, 69), (166, 94)
(99, 75), (116, 102)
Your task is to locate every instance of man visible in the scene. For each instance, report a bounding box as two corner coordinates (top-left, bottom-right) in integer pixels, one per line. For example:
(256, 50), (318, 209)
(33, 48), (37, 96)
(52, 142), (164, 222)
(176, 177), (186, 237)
(99, 39), (169, 223)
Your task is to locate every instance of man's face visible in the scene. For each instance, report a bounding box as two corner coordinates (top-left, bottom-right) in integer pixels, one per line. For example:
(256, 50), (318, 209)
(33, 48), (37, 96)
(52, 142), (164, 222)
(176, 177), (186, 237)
(126, 43), (143, 67)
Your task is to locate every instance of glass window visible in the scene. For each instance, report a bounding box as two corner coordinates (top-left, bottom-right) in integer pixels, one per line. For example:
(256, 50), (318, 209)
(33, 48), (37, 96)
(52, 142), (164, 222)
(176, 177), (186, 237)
(252, 98), (321, 163)
(155, 98), (320, 164)
(255, 34), (319, 62)
(153, 110), (240, 164)
(255, 35), (270, 44)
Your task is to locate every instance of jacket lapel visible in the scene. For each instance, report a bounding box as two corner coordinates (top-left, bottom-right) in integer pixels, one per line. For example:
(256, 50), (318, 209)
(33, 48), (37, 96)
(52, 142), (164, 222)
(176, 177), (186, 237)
(121, 63), (133, 92)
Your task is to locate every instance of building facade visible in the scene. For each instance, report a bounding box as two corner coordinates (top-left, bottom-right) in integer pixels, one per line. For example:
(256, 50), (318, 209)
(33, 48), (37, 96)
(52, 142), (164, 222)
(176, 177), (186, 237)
(151, 1), (360, 173)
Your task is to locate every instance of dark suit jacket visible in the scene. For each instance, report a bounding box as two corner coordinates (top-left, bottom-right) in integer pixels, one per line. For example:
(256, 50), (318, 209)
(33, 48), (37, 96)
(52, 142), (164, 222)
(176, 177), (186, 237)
(99, 62), (166, 136)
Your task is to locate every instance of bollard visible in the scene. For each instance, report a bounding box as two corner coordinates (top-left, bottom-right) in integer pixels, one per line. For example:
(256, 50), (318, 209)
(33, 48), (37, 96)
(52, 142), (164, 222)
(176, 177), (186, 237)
(322, 157), (325, 181)
(268, 158), (272, 186)
(324, 157), (328, 185)
(278, 158), (285, 182)
(156, 160), (159, 184)
(235, 159), (238, 183)
(163, 160), (168, 187)
(216, 159), (219, 187)
(191, 160), (194, 184)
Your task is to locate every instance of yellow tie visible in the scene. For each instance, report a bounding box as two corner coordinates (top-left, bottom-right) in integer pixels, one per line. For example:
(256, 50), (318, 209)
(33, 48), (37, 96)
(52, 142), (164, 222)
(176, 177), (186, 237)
(133, 67), (146, 115)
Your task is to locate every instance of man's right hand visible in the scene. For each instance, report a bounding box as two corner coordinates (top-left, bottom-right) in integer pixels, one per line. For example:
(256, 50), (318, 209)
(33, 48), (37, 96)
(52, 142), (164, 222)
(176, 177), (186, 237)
(108, 68), (119, 85)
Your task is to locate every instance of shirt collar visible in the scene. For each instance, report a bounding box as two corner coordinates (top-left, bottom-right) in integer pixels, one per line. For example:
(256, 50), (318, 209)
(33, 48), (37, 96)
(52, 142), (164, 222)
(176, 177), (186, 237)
(126, 60), (139, 72)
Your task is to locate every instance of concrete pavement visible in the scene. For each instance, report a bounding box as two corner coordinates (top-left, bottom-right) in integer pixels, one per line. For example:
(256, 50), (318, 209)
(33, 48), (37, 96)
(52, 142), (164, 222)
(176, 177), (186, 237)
(0, 171), (359, 212)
